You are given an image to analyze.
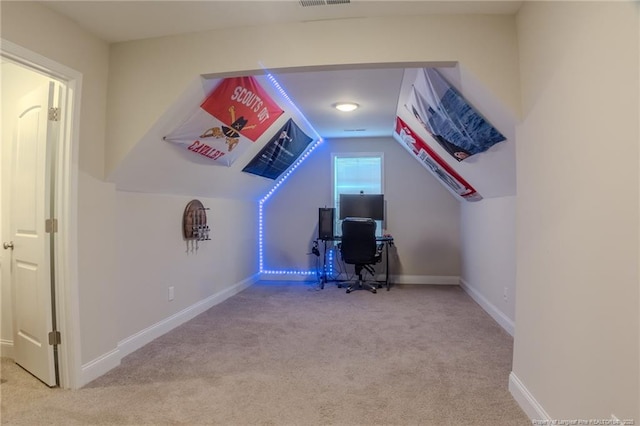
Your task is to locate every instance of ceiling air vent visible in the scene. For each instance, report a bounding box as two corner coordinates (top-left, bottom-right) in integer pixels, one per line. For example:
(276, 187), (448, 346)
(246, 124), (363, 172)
(299, 0), (350, 7)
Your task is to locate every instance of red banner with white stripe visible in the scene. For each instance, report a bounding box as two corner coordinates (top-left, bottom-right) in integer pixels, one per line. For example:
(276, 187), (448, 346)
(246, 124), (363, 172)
(394, 116), (482, 201)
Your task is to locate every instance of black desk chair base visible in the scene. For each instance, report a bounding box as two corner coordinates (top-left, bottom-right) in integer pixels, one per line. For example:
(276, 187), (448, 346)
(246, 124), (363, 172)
(346, 283), (377, 294)
(345, 265), (377, 294)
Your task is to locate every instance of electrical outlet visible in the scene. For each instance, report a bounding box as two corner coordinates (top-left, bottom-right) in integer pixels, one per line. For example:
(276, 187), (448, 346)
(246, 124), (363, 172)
(168, 286), (175, 301)
(503, 287), (508, 301)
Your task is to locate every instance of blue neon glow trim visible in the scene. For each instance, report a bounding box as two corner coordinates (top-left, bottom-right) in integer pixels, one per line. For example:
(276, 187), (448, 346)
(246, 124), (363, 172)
(327, 248), (335, 276)
(258, 71), (323, 276)
(261, 270), (317, 276)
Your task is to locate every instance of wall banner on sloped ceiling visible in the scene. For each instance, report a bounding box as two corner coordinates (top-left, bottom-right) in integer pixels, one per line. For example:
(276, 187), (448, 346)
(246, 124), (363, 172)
(394, 116), (482, 201)
(163, 76), (284, 166)
(406, 68), (505, 162)
(242, 118), (313, 180)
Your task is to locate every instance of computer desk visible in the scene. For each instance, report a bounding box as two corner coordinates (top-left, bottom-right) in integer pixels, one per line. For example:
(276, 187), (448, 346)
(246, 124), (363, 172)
(318, 235), (394, 291)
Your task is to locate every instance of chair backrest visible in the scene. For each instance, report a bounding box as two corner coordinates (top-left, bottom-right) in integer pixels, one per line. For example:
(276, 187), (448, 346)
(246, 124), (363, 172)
(340, 217), (377, 265)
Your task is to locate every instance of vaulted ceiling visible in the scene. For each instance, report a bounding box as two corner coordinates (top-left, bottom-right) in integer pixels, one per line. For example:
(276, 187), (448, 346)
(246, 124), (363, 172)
(41, 1), (520, 201)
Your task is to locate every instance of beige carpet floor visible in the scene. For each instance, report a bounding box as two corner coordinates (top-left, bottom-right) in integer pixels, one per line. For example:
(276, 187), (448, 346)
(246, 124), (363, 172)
(1, 282), (529, 425)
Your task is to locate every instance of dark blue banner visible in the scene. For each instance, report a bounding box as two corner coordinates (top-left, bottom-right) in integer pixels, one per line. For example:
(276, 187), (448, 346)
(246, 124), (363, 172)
(242, 119), (313, 180)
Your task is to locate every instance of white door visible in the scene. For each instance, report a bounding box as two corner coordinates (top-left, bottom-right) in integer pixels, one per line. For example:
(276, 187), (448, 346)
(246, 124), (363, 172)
(8, 82), (60, 386)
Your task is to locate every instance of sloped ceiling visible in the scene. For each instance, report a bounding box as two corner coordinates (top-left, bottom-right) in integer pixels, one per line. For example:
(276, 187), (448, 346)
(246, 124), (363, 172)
(42, 1), (520, 202)
(108, 64), (516, 201)
(108, 73), (324, 200)
(397, 66), (516, 199)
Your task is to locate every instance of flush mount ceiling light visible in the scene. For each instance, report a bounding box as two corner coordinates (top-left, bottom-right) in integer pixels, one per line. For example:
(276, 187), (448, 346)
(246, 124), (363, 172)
(334, 102), (359, 112)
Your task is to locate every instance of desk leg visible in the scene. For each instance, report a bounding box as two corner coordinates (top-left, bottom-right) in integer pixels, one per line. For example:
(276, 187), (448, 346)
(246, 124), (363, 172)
(385, 242), (390, 291)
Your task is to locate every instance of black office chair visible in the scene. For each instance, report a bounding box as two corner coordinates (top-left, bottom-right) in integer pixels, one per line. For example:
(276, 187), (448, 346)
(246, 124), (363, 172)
(340, 217), (382, 294)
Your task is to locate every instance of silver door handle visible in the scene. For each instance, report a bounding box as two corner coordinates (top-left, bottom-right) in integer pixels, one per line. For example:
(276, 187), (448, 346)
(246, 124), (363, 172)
(3, 241), (14, 250)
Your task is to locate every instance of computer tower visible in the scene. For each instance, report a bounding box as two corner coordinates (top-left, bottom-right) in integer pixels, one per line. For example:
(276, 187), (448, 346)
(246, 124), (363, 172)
(318, 208), (335, 240)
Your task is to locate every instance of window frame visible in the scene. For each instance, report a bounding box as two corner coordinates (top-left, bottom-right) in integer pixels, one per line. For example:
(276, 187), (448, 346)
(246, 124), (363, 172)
(331, 152), (385, 236)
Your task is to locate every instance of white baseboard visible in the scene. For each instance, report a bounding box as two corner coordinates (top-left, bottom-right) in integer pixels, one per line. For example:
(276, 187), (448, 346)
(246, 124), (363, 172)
(509, 372), (551, 421)
(260, 273), (317, 281)
(260, 273), (460, 285)
(460, 278), (514, 336)
(80, 348), (121, 387)
(118, 274), (257, 358)
(78, 274), (258, 386)
(391, 275), (460, 285)
(1, 339), (14, 359)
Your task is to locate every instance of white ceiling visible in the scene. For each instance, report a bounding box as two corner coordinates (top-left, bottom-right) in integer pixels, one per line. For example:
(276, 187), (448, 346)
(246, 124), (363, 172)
(266, 66), (408, 139)
(41, 1), (522, 140)
(43, 1), (523, 44)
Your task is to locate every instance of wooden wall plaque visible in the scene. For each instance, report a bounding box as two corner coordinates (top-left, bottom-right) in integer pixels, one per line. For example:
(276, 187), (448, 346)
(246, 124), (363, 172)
(182, 199), (209, 240)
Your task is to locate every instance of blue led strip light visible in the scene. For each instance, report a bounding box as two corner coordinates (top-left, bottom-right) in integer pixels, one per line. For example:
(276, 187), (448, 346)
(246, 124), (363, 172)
(259, 72), (323, 276)
(327, 247), (335, 277)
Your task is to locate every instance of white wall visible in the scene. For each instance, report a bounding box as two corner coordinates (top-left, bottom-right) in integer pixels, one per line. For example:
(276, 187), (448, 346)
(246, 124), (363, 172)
(263, 137), (461, 282)
(1, 3), (263, 387)
(77, 172), (118, 363)
(0, 1), (109, 180)
(79, 191), (260, 384)
(0, 62), (52, 357)
(460, 196), (516, 335)
(1, 1), (116, 386)
(512, 1), (639, 421)
(115, 191), (259, 342)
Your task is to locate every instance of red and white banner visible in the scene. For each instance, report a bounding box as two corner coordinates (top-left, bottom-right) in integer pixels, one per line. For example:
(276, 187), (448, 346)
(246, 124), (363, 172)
(394, 116), (482, 201)
(164, 76), (284, 166)
(202, 76), (283, 142)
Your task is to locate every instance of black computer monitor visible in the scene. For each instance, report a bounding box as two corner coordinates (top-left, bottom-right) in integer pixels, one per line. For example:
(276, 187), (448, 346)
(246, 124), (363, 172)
(339, 194), (384, 220)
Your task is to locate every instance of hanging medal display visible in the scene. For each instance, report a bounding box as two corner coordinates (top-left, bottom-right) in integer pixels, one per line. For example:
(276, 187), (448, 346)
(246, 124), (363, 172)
(182, 199), (210, 252)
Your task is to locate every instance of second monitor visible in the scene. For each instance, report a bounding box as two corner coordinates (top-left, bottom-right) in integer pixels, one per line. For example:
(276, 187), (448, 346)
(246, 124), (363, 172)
(339, 193), (384, 220)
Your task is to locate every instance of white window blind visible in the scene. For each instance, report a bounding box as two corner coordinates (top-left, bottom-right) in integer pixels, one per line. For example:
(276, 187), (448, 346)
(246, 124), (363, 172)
(332, 154), (383, 236)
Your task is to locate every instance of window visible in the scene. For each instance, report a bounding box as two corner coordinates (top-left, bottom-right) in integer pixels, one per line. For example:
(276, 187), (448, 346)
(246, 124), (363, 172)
(332, 153), (384, 236)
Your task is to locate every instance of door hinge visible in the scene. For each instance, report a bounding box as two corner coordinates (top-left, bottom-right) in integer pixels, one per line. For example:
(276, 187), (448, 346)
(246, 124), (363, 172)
(45, 218), (58, 233)
(48, 107), (60, 122)
(48, 331), (61, 345)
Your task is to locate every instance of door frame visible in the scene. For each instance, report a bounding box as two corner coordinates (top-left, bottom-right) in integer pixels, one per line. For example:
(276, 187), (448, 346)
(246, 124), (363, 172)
(1, 39), (82, 390)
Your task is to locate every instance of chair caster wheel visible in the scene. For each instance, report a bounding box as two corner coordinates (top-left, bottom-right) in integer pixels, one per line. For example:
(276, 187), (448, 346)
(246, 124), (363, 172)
(372, 289), (377, 294)
(346, 289), (351, 294)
